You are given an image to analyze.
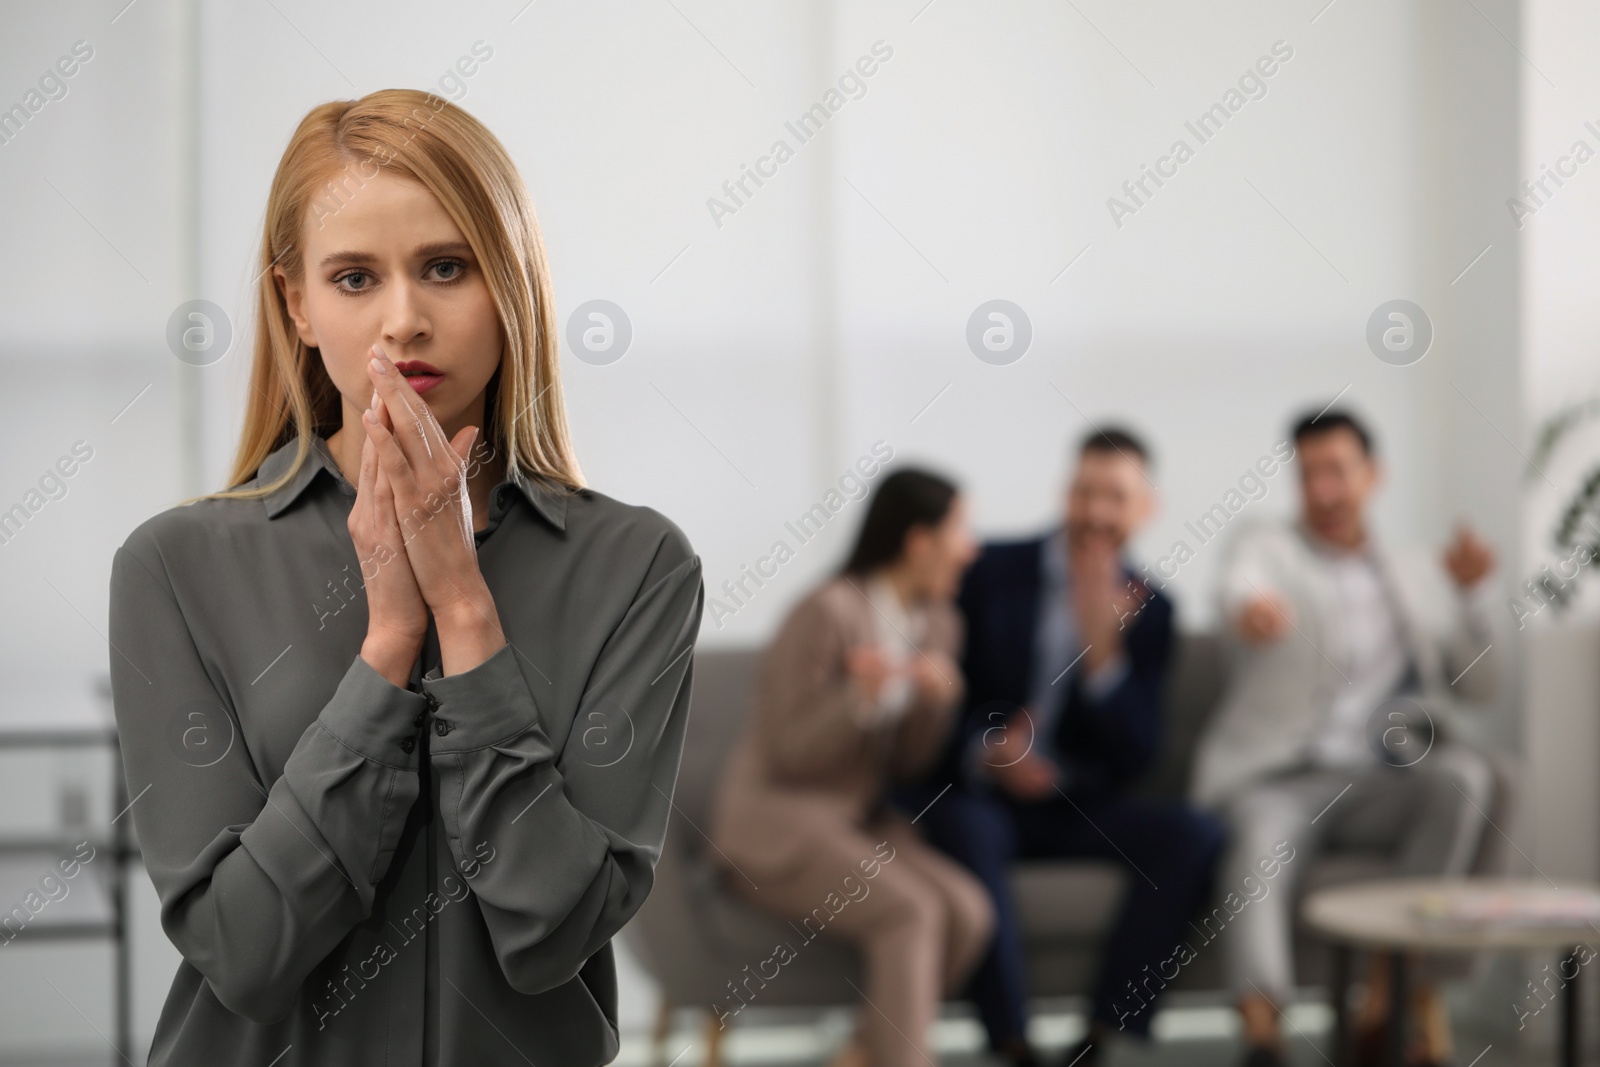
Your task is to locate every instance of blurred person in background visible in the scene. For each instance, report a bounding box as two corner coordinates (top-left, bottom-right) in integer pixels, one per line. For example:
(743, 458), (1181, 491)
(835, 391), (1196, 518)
(1192, 409), (1499, 1067)
(708, 468), (993, 1067)
(897, 428), (1226, 1067)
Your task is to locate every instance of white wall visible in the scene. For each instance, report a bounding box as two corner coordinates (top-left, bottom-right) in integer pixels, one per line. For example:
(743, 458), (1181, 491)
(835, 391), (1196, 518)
(188, 0), (1507, 646)
(0, 4), (193, 1056)
(0, 3), (192, 692)
(830, 0), (1446, 628)
(1522, 0), (1600, 584)
(1521, 0), (1600, 890)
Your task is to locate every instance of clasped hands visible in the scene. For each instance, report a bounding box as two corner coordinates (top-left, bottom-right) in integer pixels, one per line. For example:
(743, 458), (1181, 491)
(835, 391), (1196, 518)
(844, 644), (956, 719)
(982, 707), (1062, 802)
(352, 344), (504, 685)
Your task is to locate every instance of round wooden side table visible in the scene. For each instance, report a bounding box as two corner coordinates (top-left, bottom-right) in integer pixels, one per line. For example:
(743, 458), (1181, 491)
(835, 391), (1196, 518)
(1304, 877), (1600, 1067)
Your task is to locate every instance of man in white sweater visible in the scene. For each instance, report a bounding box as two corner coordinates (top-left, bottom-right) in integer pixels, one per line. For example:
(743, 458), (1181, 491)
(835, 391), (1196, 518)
(1191, 409), (1499, 1067)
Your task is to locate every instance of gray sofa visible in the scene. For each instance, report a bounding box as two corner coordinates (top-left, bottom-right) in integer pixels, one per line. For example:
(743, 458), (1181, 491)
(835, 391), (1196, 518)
(627, 633), (1517, 1056)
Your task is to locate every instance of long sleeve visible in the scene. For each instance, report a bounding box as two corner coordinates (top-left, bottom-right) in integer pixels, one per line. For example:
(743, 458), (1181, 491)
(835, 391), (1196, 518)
(420, 542), (704, 996)
(1217, 520), (1280, 626)
(889, 685), (962, 782)
(755, 591), (881, 781)
(950, 551), (1016, 789)
(1440, 574), (1499, 702)
(108, 540), (428, 1024)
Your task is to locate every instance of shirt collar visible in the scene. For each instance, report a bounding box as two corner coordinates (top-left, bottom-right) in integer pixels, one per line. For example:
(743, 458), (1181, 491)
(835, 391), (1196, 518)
(255, 433), (568, 532)
(1296, 517), (1373, 562)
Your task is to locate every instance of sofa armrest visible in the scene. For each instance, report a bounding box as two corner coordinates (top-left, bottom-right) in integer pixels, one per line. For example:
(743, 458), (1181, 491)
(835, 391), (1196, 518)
(1468, 744), (1523, 878)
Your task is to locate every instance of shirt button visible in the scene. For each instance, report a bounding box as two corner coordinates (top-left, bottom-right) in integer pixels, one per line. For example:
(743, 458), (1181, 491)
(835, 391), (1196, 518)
(399, 737), (416, 754)
(425, 694), (442, 712)
(434, 719), (452, 737)
(412, 712), (425, 728)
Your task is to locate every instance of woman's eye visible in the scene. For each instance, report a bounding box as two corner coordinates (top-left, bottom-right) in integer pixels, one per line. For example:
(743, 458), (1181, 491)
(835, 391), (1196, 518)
(334, 270), (371, 293)
(428, 259), (467, 283)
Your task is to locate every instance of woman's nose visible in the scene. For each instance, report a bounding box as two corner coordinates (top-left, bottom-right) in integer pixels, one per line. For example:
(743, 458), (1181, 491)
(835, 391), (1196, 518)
(381, 282), (429, 345)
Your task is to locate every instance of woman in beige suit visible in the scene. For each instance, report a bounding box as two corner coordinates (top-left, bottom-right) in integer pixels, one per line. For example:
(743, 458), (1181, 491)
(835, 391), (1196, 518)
(709, 468), (994, 1067)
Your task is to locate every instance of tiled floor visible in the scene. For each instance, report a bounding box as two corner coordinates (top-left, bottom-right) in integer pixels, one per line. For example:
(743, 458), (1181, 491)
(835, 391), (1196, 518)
(0, 1003), (1554, 1066)
(619, 1002), (1551, 1067)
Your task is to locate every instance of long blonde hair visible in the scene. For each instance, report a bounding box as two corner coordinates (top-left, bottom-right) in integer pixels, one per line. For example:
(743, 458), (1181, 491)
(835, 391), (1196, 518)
(188, 88), (584, 507)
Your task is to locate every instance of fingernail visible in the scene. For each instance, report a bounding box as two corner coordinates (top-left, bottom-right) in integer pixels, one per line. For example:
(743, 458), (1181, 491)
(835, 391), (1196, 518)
(370, 356), (388, 375)
(370, 390), (380, 410)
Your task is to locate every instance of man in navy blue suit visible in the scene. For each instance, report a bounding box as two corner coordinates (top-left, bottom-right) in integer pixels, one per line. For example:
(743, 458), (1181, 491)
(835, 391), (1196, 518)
(896, 428), (1225, 1067)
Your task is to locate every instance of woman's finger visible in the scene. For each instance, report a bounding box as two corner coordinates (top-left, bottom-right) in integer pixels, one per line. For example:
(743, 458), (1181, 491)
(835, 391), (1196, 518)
(366, 413), (414, 549)
(366, 348), (428, 469)
(385, 349), (456, 461)
(450, 424), (480, 466)
(358, 410), (377, 506)
(379, 388), (430, 519)
(368, 343), (468, 486)
(368, 344), (447, 469)
(372, 445), (394, 529)
(370, 357), (468, 528)
(365, 402), (424, 519)
(372, 378), (395, 439)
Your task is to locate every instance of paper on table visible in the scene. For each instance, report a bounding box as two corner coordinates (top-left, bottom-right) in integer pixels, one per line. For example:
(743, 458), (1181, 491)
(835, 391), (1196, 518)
(1413, 887), (1600, 928)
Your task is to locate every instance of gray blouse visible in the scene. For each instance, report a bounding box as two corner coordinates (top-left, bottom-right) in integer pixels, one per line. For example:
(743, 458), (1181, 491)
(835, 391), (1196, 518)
(107, 432), (704, 1066)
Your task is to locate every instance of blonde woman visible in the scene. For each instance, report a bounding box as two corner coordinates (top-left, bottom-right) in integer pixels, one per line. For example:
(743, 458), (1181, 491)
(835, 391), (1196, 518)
(107, 90), (704, 1065)
(709, 469), (994, 1067)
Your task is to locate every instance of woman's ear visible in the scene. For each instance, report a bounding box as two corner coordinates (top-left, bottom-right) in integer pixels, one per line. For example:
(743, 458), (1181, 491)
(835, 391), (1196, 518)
(274, 266), (318, 347)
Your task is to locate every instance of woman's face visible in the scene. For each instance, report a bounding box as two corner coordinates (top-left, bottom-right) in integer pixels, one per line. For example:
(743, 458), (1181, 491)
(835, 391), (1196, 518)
(276, 167), (503, 440)
(904, 495), (978, 601)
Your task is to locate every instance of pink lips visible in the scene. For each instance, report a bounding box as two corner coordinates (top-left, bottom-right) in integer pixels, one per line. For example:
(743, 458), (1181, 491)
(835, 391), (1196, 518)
(393, 360), (444, 395)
